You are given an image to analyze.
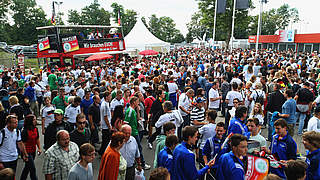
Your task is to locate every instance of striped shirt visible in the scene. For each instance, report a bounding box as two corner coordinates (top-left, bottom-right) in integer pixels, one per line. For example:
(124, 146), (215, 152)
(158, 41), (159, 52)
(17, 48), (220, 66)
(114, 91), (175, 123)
(190, 107), (205, 127)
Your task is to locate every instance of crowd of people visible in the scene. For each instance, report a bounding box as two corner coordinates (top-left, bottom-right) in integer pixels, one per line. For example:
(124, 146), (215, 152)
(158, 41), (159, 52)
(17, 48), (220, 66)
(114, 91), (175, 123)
(0, 47), (319, 180)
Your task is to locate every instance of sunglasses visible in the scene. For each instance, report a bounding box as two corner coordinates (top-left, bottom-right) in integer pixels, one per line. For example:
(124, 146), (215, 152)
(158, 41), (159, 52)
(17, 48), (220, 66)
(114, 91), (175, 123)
(77, 121), (86, 125)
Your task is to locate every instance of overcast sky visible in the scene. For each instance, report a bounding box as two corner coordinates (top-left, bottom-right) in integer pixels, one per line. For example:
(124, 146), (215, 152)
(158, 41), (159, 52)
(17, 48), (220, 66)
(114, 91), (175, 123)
(36, 0), (319, 36)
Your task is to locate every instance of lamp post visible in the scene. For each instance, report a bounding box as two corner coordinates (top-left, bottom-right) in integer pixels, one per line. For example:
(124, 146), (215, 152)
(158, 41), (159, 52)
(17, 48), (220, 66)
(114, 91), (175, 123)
(54, 1), (63, 25)
(255, 0), (268, 53)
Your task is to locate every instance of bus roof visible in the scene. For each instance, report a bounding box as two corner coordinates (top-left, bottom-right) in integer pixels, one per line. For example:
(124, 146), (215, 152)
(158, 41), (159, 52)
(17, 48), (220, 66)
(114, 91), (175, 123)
(36, 25), (122, 30)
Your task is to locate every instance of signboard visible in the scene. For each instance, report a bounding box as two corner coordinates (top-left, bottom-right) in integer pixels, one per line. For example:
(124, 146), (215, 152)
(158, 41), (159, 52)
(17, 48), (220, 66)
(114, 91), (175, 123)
(38, 37), (50, 51)
(248, 36), (256, 43)
(245, 155), (269, 180)
(17, 54), (25, 75)
(279, 30), (295, 42)
(62, 36), (79, 53)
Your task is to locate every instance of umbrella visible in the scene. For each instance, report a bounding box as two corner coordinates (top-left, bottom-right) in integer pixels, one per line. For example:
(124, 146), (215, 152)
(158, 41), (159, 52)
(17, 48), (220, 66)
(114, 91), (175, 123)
(139, 49), (159, 56)
(85, 54), (113, 62)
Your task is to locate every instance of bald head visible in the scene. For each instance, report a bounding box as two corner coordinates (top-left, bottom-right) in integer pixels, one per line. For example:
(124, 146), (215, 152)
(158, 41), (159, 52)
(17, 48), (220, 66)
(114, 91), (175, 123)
(56, 130), (70, 148)
(121, 125), (132, 142)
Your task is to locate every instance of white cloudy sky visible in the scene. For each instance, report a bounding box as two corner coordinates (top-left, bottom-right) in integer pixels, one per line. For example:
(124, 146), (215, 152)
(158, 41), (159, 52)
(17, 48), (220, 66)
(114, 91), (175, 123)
(36, 0), (320, 36)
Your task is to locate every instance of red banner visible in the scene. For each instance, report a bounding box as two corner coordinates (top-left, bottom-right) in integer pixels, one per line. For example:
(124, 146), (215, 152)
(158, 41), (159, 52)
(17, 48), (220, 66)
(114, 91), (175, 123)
(245, 155), (269, 180)
(62, 36), (79, 53)
(38, 37), (50, 51)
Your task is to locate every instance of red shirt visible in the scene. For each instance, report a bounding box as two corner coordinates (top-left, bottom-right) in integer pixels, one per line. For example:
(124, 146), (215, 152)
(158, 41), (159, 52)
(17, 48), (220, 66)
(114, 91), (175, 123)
(22, 128), (39, 153)
(144, 96), (155, 115)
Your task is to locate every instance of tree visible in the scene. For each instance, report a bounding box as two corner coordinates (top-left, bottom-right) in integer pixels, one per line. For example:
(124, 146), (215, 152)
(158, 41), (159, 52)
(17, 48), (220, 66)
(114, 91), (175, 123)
(67, 1), (110, 25)
(9, 0), (48, 44)
(196, 0), (253, 46)
(186, 12), (208, 42)
(110, 2), (137, 36)
(249, 4), (299, 36)
(143, 14), (185, 43)
(0, 0), (12, 43)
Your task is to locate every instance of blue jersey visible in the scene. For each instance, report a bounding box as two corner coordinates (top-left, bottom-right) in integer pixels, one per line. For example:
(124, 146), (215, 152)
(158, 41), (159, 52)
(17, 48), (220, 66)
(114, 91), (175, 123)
(228, 117), (250, 139)
(269, 134), (297, 179)
(172, 142), (209, 180)
(306, 148), (320, 180)
(216, 151), (245, 180)
(202, 136), (228, 161)
(157, 146), (174, 175)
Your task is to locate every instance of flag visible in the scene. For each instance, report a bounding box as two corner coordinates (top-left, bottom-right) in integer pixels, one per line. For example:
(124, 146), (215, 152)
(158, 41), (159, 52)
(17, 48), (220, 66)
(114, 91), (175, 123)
(117, 9), (121, 26)
(236, 0), (249, 9)
(217, 0), (227, 13)
(51, 2), (56, 25)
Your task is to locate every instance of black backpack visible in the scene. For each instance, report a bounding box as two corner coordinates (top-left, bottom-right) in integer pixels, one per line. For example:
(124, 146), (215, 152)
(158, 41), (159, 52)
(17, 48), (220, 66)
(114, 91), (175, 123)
(0, 128), (20, 147)
(254, 90), (264, 105)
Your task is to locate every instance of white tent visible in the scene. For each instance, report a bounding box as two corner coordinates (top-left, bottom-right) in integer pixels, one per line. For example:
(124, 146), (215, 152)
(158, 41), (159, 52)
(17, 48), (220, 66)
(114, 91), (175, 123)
(124, 18), (170, 52)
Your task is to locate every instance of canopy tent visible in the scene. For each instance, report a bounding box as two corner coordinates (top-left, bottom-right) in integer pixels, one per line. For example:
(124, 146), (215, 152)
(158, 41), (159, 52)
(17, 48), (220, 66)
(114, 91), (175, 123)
(124, 18), (170, 53)
(85, 54), (113, 62)
(139, 49), (159, 56)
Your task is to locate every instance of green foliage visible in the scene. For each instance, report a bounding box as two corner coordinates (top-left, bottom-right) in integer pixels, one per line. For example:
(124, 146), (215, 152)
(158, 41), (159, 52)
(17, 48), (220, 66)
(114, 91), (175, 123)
(249, 4), (300, 35)
(67, 1), (110, 25)
(142, 14), (185, 43)
(110, 2), (137, 36)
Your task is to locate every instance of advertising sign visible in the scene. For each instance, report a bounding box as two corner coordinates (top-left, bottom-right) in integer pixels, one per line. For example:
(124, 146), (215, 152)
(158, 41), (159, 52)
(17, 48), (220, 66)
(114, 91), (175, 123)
(17, 54), (25, 75)
(38, 37), (50, 51)
(62, 36), (79, 53)
(248, 36), (256, 43)
(279, 30), (295, 42)
(245, 155), (269, 180)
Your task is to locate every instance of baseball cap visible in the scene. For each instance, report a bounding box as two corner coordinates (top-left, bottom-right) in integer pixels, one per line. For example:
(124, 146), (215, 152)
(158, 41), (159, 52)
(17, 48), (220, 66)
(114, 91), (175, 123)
(54, 109), (64, 115)
(196, 97), (205, 103)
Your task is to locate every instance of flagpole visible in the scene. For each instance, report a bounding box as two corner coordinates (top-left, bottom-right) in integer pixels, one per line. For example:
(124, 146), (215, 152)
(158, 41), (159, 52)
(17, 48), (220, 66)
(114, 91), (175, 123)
(255, 0), (263, 52)
(212, 0), (218, 49)
(230, 0), (236, 50)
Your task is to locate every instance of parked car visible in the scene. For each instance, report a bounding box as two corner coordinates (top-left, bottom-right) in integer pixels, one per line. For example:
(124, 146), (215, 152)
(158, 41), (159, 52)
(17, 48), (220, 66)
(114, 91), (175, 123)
(0, 42), (7, 48)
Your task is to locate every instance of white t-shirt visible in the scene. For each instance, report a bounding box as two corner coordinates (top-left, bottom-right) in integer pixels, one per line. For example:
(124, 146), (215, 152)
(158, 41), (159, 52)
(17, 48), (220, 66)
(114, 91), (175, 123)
(167, 82), (178, 94)
(198, 123), (216, 149)
(178, 93), (192, 116)
(307, 116), (320, 132)
(41, 105), (55, 128)
(0, 127), (21, 162)
(64, 104), (81, 124)
(110, 98), (124, 112)
(226, 91), (243, 107)
(100, 100), (111, 129)
(155, 110), (183, 132)
(230, 78), (242, 85)
(208, 88), (220, 109)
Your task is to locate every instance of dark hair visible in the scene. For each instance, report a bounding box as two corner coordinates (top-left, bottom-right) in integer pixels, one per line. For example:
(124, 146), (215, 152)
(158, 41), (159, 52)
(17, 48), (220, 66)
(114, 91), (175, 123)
(110, 131), (126, 148)
(76, 113), (86, 122)
(247, 118), (260, 126)
(182, 126), (198, 141)
(274, 118), (288, 128)
(165, 134), (179, 148)
(149, 167), (170, 180)
(79, 143), (95, 157)
(235, 106), (247, 118)
(163, 101), (173, 111)
(302, 131), (320, 149)
(263, 174), (282, 180)
(111, 105), (124, 127)
(230, 134), (247, 147)
(232, 82), (238, 90)
(284, 160), (307, 180)
(216, 122), (225, 128)
(285, 89), (295, 98)
(163, 122), (176, 134)
(103, 91), (110, 98)
(24, 114), (36, 130)
(130, 96), (138, 105)
(207, 110), (217, 122)
(73, 96), (82, 104)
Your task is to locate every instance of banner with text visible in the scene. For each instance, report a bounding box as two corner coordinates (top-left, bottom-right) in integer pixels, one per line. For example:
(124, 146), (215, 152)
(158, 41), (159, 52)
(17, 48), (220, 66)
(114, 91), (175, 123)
(279, 30), (295, 43)
(62, 36), (79, 53)
(245, 155), (269, 180)
(38, 37), (50, 51)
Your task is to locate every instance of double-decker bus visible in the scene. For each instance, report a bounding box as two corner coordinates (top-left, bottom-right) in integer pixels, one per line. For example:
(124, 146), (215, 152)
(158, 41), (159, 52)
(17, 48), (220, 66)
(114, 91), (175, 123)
(36, 25), (126, 70)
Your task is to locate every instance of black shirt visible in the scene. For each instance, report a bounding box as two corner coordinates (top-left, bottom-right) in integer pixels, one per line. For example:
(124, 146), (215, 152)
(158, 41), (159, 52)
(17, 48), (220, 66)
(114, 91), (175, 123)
(266, 90), (286, 113)
(88, 103), (101, 124)
(70, 128), (91, 148)
(296, 88), (314, 104)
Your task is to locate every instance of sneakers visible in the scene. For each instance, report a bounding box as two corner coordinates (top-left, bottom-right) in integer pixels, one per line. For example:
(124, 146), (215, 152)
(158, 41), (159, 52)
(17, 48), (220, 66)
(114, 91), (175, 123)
(148, 143), (153, 149)
(143, 164), (151, 170)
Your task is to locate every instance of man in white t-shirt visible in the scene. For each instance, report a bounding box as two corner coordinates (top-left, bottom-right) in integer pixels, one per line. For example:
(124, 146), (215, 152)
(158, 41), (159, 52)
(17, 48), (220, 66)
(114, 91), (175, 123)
(208, 81), (221, 111)
(247, 118), (266, 153)
(307, 106), (320, 132)
(225, 83), (243, 126)
(110, 90), (124, 117)
(167, 76), (179, 108)
(64, 96), (82, 130)
(178, 89), (194, 127)
(99, 91), (112, 155)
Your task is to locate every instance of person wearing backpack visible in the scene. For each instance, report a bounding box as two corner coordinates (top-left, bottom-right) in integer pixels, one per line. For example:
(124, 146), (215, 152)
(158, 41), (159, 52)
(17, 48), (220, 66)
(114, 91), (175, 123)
(20, 114), (42, 180)
(0, 115), (28, 173)
(249, 82), (266, 112)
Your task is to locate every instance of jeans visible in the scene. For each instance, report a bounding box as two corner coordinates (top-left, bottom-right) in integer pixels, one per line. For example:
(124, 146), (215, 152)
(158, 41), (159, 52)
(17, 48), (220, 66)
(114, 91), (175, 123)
(148, 127), (161, 144)
(99, 129), (111, 155)
(90, 122), (99, 144)
(20, 152), (37, 180)
(133, 134), (145, 167)
(182, 114), (190, 127)
(296, 112), (307, 135)
(225, 106), (232, 129)
(221, 101), (226, 116)
(267, 111), (273, 141)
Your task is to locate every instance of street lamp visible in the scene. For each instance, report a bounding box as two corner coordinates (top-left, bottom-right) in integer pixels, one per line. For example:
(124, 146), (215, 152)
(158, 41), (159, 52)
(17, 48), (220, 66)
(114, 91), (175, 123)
(53, 1), (63, 25)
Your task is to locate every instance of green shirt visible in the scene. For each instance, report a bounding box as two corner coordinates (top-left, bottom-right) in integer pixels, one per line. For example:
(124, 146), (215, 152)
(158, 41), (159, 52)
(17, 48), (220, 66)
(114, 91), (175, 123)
(48, 74), (58, 90)
(124, 107), (138, 136)
(18, 79), (25, 88)
(52, 96), (68, 112)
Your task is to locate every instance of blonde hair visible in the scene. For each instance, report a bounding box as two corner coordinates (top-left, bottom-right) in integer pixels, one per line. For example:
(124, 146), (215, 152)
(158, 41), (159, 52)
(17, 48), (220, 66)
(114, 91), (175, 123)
(9, 96), (19, 106)
(251, 103), (263, 116)
(255, 82), (262, 90)
(302, 131), (320, 149)
(0, 102), (4, 112)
